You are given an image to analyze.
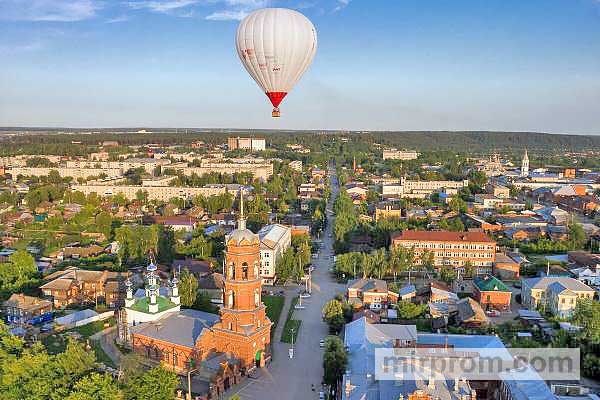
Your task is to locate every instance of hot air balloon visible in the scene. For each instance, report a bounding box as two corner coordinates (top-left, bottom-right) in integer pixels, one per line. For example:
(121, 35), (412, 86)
(236, 8), (317, 118)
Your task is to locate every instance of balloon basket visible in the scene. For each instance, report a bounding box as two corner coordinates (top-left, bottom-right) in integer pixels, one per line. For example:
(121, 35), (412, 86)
(271, 108), (281, 118)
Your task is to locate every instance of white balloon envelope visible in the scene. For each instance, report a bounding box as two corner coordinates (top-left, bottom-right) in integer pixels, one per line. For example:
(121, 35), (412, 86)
(236, 8), (317, 118)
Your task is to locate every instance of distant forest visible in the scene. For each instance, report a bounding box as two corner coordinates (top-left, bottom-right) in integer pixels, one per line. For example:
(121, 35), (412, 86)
(1, 128), (600, 154)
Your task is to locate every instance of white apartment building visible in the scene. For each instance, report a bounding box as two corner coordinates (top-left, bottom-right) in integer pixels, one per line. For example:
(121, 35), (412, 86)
(66, 158), (170, 174)
(258, 224), (292, 285)
(228, 137), (266, 151)
(382, 177), (469, 198)
(71, 183), (248, 202)
(382, 149), (419, 160)
(289, 160), (303, 172)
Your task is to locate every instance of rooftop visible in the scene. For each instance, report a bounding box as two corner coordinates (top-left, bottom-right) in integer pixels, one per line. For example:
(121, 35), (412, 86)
(129, 309), (220, 348)
(129, 296), (178, 314)
(474, 275), (510, 292)
(393, 230), (495, 243)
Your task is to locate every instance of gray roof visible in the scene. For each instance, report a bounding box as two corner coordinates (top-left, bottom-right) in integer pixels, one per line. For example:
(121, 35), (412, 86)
(522, 276), (593, 292)
(347, 278), (388, 292)
(130, 309), (220, 348)
(547, 282), (577, 297)
(342, 318), (512, 400)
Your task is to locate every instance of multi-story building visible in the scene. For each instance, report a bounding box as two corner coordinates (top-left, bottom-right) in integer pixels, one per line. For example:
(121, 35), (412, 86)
(66, 158), (170, 174)
(382, 149), (419, 160)
(40, 267), (128, 308)
(391, 231), (496, 271)
(288, 160), (302, 172)
(521, 276), (594, 318)
(3, 294), (53, 324)
(71, 183), (248, 202)
(181, 162), (273, 181)
(258, 224), (292, 285)
(7, 166), (123, 179)
(383, 177), (469, 199)
(374, 202), (402, 221)
(228, 137), (266, 151)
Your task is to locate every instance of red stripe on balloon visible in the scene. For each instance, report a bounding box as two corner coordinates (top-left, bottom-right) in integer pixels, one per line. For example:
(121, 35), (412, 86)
(266, 92), (287, 108)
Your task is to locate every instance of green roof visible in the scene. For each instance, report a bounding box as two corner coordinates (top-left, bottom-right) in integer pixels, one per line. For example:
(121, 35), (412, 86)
(130, 296), (178, 314)
(474, 275), (510, 292)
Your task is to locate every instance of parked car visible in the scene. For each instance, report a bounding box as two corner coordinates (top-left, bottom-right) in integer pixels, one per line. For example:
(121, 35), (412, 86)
(319, 339), (325, 348)
(319, 391), (325, 400)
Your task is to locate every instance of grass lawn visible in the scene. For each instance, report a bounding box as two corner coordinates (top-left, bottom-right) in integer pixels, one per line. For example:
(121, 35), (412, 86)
(71, 317), (116, 339)
(263, 295), (285, 329)
(281, 297), (302, 344)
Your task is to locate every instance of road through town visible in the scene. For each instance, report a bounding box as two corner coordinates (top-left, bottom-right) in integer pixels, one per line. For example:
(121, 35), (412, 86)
(225, 170), (345, 400)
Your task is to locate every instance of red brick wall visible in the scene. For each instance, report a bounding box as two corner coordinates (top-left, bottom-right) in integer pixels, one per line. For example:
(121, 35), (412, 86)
(474, 288), (511, 310)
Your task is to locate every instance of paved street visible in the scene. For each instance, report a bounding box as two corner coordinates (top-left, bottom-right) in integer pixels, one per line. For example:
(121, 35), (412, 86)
(225, 171), (344, 400)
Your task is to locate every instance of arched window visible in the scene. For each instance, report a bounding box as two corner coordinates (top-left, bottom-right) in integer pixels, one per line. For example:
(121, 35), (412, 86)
(254, 262), (259, 278)
(255, 289), (260, 307)
(228, 263), (235, 280)
(228, 290), (234, 308)
(242, 263), (249, 280)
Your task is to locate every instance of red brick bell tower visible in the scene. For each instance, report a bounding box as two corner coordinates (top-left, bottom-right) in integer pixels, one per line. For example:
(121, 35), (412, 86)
(209, 192), (272, 370)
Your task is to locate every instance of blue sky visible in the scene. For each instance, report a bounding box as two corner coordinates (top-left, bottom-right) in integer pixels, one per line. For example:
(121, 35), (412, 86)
(1, 0), (599, 133)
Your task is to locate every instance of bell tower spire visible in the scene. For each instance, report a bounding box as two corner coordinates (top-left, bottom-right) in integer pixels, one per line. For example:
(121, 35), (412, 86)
(238, 189), (246, 230)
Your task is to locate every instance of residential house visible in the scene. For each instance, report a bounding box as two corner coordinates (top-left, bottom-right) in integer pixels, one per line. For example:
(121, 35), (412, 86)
(567, 251), (600, 286)
(171, 258), (213, 279)
(521, 276), (595, 318)
(347, 278), (399, 311)
(258, 224), (291, 285)
(535, 206), (570, 225)
(473, 275), (512, 311)
(40, 267), (128, 308)
(3, 294), (52, 324)
(493, 253), (521, 281)
(197, 272), (225, 304)
(143, 215), (198, 232)
(374, 202), (402, 222)
(456, 297), (489, 328)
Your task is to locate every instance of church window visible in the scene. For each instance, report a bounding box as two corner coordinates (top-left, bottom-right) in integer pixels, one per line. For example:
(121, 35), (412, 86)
(229, 290), (234, 308)
(242, 263), (249, 280)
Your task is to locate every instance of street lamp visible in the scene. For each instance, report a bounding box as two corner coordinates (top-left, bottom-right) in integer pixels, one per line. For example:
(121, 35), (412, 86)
(187, 366), (199, 400)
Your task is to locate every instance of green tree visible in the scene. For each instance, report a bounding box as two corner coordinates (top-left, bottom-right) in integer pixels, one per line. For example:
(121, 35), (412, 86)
(178, 268), (198, 308)
(65, 373), (123, 400)
(322, 299), (345, 334)
(389, 246), (414, 283)
(396, 301), (427, 320)
(124, 366), (179, 400)
(157, 226), (175, 264)
(0, 250), (39, 297)
(322, 336), (348, 396)
(573, 298), (600, 343)
(568, 223), (587, 249)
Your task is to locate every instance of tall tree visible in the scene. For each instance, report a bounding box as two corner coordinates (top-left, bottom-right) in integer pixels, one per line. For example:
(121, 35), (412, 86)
(178, 268), (198, 308)
(124, 366), (179, 400)
(65, 373), (123, 400)
(322, 336), (348, 396)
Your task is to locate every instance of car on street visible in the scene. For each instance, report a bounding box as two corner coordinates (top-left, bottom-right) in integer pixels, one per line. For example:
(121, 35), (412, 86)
(319, 391), (325, 400)
(319, 339), (325, 348)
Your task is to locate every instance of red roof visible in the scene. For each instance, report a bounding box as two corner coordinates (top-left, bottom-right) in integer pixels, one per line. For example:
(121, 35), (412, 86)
(392, 230), (494, 243)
